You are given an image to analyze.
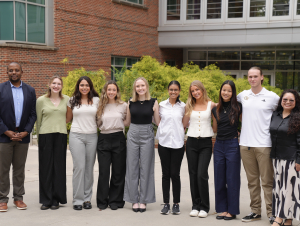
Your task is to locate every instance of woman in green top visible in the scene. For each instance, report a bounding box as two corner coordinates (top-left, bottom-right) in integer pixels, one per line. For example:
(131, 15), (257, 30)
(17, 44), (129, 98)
(36, 75), (69, 210)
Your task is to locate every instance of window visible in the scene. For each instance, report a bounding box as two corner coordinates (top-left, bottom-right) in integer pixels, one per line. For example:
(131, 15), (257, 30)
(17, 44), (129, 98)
(298, 0), (300, 15)
(111, 56), (140, 80)
(123, 0), (143, 4)
(228, 0), (243, 18)
(250, 0), (266, 17)
(187, 0), (201, 20)
(0, 0), (45, 43)
(207, 0), (221, 19)
(273, 0), (290, 16)
(167, 0), (181, 20)
(166, 60), (176, 66)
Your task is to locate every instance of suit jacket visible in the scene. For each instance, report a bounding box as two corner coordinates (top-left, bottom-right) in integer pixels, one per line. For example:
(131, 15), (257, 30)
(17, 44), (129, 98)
(0, 81), (37, 143)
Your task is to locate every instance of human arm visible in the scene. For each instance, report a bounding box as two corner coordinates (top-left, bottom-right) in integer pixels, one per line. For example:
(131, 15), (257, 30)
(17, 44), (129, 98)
(182, 106), (190, 128)
(212, 114), (217, 133)
(35, 97), (43, 137)
(153, 100), (160, 126)
(23, 88), (37, 137)
(66, 106), (73, 123)
(123, 101), (131, 127)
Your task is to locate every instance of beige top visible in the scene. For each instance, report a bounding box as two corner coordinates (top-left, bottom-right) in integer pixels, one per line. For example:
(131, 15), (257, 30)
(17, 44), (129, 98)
(97, 102), (127, 134)
(68, 97), (100, 134)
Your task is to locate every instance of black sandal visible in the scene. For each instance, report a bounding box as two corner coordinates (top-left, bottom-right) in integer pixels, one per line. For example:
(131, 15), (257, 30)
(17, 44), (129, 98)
(273, 220), (283, 226)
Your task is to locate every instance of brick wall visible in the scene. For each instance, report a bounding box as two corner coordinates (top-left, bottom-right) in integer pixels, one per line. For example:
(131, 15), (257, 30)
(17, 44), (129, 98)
(0, 0), (182, 97)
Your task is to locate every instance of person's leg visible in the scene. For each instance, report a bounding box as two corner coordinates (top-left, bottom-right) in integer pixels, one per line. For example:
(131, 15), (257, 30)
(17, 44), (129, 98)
(96, 133), (111, 209)
(139, 125), (155, 204)
(38, 134), (54, 206)
(240, 145), (261, 215)
(225, 139), (241, 215)
(123, 125), (140, 204)
(83, 133), (97, 203)
(158, 144), (171, 204)
(52, 133), (67, 204)
(69, 132), (86, 206)
(0, 142), (14, 203)
(214, 140), (228, 213)
(197, 138), (212, 213)
(186, 137), (200, 211)
(170, 146), (185, 204)
(12, 142), (29, 201)
(108, 132), (126, 208)
(255, 147), (273, 217)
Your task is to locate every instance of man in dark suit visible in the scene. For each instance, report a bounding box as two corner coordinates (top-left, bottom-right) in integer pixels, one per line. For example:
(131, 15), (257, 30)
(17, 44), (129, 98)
(0, 62), (36, 212)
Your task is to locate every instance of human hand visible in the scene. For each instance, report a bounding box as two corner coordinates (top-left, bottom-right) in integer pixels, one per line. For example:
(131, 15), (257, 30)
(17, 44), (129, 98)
(295, 163), (300, 172)
(4, 130), (17, 138)
(18, 132), (29, 139)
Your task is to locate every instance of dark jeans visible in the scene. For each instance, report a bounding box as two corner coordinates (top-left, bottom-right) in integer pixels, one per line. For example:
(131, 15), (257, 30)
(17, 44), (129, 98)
(186, 136), (212, 212)
(38, 133), (67, 206)
(96, 132), (126, 209)
(0, 141), (29, 203)
(158, 144), (185, 204)
(214, 138), (241, 215)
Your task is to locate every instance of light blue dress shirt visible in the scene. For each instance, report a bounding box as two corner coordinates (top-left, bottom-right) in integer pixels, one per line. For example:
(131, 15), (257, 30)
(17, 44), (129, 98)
(10, 81), (24, 127)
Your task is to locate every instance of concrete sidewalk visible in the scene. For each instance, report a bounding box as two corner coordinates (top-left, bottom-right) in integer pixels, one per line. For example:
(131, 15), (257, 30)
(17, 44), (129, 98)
(2, 145), (298, 226)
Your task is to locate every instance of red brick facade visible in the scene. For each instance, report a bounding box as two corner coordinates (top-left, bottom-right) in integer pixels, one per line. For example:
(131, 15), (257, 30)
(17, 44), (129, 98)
(0, 0), (183, 96)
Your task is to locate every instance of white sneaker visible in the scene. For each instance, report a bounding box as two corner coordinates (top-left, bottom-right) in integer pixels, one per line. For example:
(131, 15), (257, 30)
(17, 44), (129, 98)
(190, 209), (199, 217)
(198, 210), (208, 218)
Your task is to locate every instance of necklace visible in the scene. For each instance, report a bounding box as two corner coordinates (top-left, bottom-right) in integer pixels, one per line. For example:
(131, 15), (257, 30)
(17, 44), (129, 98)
(140, 101), (145, 104)
(223, 105), (230, 113)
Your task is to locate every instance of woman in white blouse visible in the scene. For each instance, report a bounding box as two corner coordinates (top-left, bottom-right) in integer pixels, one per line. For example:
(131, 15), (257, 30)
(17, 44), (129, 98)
(96, 80), (127, 211)
(183, 80), (216, 218)
(66, 76), (100, 211)
(156, 81), (186, 215)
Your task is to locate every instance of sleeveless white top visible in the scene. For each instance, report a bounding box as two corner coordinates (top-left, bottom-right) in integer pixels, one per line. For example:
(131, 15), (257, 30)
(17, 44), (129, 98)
(187, 101), (214, 138)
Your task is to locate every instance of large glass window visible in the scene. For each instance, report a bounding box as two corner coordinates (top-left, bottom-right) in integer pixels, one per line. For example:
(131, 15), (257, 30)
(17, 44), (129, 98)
(167, 0), (181, 20)
(273, 0), (290, 16)
(187, 0), (201, 20)
(207, 0), (221, 19)
(0, 0), (46, 43)
(188, 51), (207, 60)
(124, 0), (143, 4)
(250, 0), (266, 17)
(241, 51), (275, 60)
(111, 56), (140, 80)
(208, 51), (240, 60)
(297, 0), (300, 15)
(228, 0), (243, 18)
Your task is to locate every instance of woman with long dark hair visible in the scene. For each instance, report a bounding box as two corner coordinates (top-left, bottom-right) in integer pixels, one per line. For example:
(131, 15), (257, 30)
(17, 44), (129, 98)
(212, 80), (242, 220)
(156, 81), (185, 215)
(66, 76), (100, 211)
(270, 89), (300, 226)
(182, 80), (216, 218)
(36, 75), (69, 210)
(96, 80), (127, 211)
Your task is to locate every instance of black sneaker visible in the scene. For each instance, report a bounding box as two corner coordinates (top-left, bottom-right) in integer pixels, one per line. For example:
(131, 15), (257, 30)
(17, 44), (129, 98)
(242, 212), (261, 222)
(160, 204), (170, 215)
(269, 216), (275, 224)
(172, 203), (180, 215)
(83, 201), (92, 209)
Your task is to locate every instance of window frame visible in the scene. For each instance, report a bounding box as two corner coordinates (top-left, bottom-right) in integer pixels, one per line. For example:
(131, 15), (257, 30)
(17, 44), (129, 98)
(270, 0), (292, 21)
(225, 0), (247, 22)
(204, 0), (224, 23)
(294, 0), (300, 19)
(0, 0), (50, 45)
(111, 56), (140, 80)
(246, 0), (268, 22)
(164, 0), (184, 24)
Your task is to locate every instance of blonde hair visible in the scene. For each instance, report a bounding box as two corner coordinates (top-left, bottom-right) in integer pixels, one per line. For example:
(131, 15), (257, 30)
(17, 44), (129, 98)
(131, 77), (151, 102)
(96, 80), (123, 119)
(185, 80), (210, 116)
(46, 75), (64, 98)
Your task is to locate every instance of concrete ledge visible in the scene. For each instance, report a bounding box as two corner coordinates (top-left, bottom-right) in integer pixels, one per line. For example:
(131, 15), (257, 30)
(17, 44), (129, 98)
(112, 0), (148, 9)
(0, 42), (59, 51)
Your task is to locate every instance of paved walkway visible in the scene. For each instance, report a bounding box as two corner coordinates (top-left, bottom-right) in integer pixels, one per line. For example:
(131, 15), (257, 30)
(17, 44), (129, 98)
(2, 145), (299, 226)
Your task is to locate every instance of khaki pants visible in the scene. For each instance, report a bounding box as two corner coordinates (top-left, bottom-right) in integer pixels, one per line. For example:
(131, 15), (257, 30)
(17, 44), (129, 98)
(240, 146), (273, 217)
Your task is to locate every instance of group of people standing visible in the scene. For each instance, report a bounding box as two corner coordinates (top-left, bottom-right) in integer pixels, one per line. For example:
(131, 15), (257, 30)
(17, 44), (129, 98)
(0, 62), (299, 226)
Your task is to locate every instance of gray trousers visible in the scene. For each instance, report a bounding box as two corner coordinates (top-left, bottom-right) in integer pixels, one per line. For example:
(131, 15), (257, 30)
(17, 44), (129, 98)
(0, 142), (29, 203)
(69, 132), (97, 205)
(124, 123), (156, 204)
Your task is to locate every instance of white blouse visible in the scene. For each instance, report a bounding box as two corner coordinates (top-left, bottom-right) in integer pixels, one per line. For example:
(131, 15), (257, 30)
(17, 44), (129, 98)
(156, 99), (186, 149)
(68, 97), (99, 134)
(187, 101), (214, 138)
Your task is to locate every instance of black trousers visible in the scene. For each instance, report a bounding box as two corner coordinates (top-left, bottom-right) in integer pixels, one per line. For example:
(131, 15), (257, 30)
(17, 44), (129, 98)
(38, 133), (67, 205)
(96, 132), (126, 209)
(158, 144), (185, 204)
(186, 136), (212, 212)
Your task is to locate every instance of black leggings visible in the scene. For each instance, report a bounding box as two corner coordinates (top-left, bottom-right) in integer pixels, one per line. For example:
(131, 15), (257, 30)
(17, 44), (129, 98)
(158, 144), (185, 204)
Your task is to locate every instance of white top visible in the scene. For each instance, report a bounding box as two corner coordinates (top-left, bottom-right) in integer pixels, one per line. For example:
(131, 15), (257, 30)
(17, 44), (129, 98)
(187, 101), (214, 138)
(68, 97), (100, 134)
(237, 88), (279, 147)
(97, 102), (127, 134)
(156, 99), (186, 149)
